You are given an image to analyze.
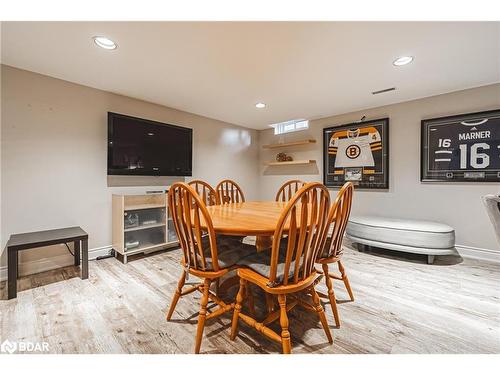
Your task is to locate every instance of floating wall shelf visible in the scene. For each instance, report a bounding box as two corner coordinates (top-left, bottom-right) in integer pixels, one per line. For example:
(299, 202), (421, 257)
(265, 159), (316, 166)
(262, 139), (316, 149)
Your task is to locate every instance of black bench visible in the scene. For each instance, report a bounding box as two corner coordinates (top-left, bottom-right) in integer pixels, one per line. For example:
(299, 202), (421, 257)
(6, 226), (89, 299)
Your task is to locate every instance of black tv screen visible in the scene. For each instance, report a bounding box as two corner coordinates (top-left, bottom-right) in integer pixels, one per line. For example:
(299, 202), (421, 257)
(107, 112), (192, 176)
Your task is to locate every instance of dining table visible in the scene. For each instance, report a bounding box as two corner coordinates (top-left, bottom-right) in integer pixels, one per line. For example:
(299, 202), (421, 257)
(198, 201), (290, 298)
(205, 201), (288, 251)
(194, 200), (313, 299)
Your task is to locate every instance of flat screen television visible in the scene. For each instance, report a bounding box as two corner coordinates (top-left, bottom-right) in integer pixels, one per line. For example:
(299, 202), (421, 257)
(107, 112), (193, 176)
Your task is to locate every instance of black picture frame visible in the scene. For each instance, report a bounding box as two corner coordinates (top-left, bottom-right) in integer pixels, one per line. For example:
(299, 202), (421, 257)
(323, 118), (389, 189)
(421, 109), (500, 182)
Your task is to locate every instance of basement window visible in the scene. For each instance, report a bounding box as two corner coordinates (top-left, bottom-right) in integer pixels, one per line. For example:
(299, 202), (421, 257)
(271, 119), (309, 135)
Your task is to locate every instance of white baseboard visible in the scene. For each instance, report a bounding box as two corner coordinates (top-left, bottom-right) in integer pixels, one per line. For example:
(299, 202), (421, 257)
(455, 244), (500, 263)
(0, 245), (113, 282)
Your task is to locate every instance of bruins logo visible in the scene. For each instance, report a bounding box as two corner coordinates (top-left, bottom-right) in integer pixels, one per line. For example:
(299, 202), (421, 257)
(346, 145), (361, 159)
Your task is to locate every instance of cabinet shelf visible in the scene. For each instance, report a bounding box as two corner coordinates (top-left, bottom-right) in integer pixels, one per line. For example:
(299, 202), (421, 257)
(124, 242), (169, 254)
(265, 159), (316, 166)
(262, 139), (316, 149)
(124, 203), (165, 211)
(124, 222), (166, 233)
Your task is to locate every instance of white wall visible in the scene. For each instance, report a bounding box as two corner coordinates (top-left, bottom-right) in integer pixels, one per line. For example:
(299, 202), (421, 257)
(0, 65), (259, 269)
(259, 83), (500, 253)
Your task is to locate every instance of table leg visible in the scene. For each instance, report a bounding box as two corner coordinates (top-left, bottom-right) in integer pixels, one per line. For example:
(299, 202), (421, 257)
(255, 236), (272, 252)
(8, 249), (18, 300)
(74, 240), (81, 266)
(82, 238), (88, 279)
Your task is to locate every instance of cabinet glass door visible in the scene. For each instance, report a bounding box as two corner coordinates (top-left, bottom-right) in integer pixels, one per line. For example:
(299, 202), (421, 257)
(167, 209), (178, 243)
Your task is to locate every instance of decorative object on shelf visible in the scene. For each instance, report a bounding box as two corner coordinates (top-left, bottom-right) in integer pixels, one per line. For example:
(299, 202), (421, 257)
(124, 212), (139, 229)
(323, 118), (389, 189)
(276, 152), (293, 162)
(125, 237), (140, 250)
(276, 152), (286, 162)
(421, 109), (500, 182)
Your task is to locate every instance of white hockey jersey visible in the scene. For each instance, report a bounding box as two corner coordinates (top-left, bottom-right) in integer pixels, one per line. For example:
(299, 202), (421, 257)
(329, 127), (382, 168)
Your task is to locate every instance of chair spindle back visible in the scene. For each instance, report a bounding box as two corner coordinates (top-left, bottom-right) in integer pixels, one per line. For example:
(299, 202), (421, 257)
(188, 180), (220, 206)
(269, 182), (331, 287)
(320, 182), (354, 260)
(275, 180), (306, 202)
(168, 182), (220, 272)
(216, 179), (245, 204)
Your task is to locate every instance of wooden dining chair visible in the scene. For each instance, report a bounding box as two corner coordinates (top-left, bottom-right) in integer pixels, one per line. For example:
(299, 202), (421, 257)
(188, 179), (242, 293)
(275, 180), (305, 202)
(230, 182), (333, 354)
(166, 182), (255, 353)
(216, 179), (245, 204)
(188, 180), (220, 206)
(315, 182), (354, 327)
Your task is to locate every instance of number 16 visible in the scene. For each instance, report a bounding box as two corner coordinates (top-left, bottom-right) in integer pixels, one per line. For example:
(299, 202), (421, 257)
(459, 143), (490, 169)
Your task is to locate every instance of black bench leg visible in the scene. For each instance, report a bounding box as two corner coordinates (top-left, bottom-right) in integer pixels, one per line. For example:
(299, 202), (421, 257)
(8, 249), (18, 300)
(74, 240), (81, 266)
(82, 238), (88, 279)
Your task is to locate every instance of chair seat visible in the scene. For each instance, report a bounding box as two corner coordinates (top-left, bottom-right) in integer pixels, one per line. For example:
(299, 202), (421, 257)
(203, 236), (257, 269)
(239, 250), (296, 284)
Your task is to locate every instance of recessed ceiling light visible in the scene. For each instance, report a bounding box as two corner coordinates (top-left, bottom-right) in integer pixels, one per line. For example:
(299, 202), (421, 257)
(93, 36), (117, 50)
(255, 102), (266, 109)
(393, 56), (413, 66)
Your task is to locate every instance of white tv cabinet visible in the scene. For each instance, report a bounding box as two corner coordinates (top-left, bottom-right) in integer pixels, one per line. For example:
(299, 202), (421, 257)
(112, 193), (178, 263)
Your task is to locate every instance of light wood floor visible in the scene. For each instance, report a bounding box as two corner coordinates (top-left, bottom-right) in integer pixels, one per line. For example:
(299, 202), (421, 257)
(1, 242), (499, 354)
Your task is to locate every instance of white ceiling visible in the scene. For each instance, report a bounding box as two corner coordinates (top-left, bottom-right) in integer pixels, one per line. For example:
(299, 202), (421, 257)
(2, 22), (499, 129)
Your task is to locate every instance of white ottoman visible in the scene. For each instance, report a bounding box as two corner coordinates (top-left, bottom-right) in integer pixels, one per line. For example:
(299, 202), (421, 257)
(346, 216), (458, 264)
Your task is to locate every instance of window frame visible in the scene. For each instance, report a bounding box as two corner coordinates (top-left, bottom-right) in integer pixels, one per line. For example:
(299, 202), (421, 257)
(272, 119), (309, 135)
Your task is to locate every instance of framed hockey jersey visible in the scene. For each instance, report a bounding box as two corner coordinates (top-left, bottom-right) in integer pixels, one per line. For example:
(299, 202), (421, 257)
(421, 109), (500, 182)
(323, 118), (389, 189)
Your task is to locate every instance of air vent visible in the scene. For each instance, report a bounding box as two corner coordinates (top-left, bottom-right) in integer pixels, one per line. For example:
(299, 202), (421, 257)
(372, 87), (396, 95)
